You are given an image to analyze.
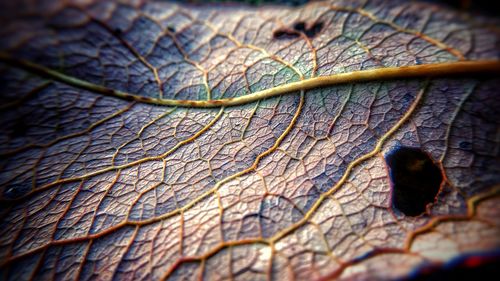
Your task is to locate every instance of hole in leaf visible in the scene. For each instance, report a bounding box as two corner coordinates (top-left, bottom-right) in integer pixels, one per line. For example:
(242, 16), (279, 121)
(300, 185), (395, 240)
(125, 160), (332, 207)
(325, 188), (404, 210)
(273, 21), (324, 40)
(304, 22), (323, 38)
(293, 21), (306, 32)
(385, 146), (443, 216)
(273, 29), (300, 40)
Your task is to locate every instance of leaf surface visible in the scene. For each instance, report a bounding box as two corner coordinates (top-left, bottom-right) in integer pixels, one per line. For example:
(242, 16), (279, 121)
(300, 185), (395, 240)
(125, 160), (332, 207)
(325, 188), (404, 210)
(0, 0), (499, 280)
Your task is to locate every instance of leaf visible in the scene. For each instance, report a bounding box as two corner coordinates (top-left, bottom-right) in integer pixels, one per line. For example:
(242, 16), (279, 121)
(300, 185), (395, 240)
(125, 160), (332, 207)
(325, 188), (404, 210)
(0, 0), (499, 280)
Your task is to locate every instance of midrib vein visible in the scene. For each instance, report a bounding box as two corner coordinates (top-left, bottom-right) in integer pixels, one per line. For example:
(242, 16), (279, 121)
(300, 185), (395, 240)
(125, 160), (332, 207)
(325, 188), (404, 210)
(1, 52), (499, 108)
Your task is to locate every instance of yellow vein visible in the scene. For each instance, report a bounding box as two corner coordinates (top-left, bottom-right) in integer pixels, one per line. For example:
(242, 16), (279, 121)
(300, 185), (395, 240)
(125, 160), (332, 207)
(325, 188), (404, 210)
(320, 4), (466, 60)
(270, 81), (428, 243)
(0, 92), (304, 262)
(403, 184), (500, 250)
(1, 52), (498, 108)
(1, 107), (224, 202)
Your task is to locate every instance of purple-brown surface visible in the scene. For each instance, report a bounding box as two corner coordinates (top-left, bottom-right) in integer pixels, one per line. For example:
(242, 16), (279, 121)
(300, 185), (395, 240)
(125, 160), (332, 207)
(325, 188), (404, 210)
(0, 0), (499, 280)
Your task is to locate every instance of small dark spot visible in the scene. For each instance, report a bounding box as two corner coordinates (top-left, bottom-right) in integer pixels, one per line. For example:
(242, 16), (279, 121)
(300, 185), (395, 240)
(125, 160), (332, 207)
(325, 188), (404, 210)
(122, 94), (136, 101)
(136, 96), (151, 102)
(459, 141), (472, 150)
(273, 29), (300, 40)
(167, 25), (176, 33)
(185, 100), (198, 107)
(386, 146), (443, 216)
(293, 21), (306, 32)
(304, 22), (323, 38)
(209, 99), (224, 106)
(102, 88), (116, 95)
(113, 27), (122, 36)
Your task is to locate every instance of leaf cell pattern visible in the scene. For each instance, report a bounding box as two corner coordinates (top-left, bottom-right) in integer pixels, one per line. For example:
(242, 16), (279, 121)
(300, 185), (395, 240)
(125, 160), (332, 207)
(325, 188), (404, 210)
(0, 0), (499, 280)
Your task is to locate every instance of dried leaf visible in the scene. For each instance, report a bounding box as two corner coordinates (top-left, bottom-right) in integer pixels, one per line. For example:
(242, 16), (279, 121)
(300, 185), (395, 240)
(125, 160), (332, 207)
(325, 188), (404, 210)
(0, 0), (499, 280)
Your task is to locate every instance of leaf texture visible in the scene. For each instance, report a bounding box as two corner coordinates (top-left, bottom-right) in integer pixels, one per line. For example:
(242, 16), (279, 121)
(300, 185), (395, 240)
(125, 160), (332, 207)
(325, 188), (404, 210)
(0, 0), (499, 280)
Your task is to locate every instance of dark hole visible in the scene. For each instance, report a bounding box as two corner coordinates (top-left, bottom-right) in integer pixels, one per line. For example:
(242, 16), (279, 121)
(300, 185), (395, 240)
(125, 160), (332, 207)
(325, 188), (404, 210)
(293, 21), (306, 32)
(385, 146), (443, 216)
(304, 22), (324, 38)
(273, 29), (300, 40)
(274, 21), (324, 40)
(167, 25), (176, 33)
